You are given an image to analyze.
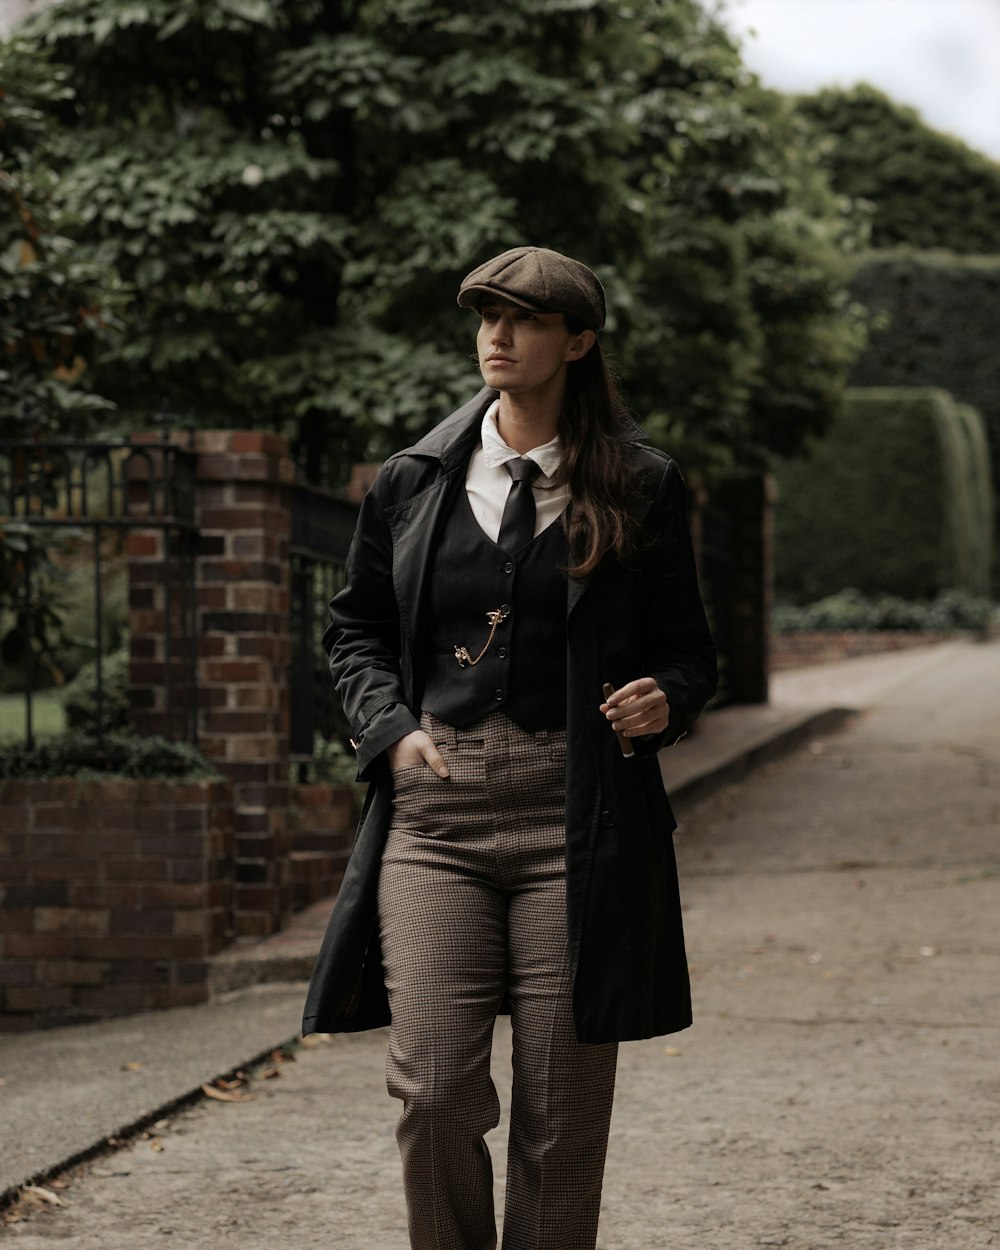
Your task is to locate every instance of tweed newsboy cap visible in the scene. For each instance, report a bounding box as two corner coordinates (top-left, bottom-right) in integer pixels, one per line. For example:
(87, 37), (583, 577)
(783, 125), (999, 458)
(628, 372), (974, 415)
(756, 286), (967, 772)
(457, 246), (606, 331)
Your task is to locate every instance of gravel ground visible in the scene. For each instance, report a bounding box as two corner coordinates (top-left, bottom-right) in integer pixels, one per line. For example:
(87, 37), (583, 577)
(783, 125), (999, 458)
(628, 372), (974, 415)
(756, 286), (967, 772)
(5, 643), (999, 1249)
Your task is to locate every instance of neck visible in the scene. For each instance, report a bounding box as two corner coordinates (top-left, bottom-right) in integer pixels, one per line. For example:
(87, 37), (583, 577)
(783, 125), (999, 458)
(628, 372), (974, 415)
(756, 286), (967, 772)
(496, 383), (565, 453)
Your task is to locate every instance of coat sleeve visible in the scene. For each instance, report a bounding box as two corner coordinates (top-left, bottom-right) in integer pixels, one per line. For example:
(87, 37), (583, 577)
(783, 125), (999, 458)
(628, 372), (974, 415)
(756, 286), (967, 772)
(633, 457), (718, 754)
(322, 467), (419, 780)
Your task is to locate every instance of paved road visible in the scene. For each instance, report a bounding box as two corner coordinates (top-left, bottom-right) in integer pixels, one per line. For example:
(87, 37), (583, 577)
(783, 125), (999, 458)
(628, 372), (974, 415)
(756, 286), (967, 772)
(5, 642), (999, 1248)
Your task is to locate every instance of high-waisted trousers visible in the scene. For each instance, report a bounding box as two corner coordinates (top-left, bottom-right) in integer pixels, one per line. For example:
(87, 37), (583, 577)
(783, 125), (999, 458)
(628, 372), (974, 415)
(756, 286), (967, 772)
(377, 710), (619, 1250)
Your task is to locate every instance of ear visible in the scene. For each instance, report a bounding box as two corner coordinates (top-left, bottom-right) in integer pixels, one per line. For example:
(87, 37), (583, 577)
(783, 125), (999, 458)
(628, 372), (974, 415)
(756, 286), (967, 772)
(565, 328), (596, 361)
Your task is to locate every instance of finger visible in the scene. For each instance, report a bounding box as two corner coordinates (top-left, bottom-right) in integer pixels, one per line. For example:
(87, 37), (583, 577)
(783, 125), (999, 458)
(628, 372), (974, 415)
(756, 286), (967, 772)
(604, 677), (657, 707)
(606, 692), (665, 724)
(420, 741), (450, 779)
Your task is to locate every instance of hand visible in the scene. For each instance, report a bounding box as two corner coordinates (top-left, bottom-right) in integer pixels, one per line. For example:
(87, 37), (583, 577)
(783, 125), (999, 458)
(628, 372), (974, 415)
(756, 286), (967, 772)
(387, 729), (450, 778)
(600, 678), (670, 738)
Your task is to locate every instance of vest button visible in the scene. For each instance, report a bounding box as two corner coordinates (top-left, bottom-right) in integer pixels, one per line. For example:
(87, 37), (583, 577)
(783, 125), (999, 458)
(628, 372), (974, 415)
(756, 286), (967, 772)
(497, 647), (507, 659)
(503, 561), (513, 574)
(494, 689), (504, 701)
(500, 603), (511, 615)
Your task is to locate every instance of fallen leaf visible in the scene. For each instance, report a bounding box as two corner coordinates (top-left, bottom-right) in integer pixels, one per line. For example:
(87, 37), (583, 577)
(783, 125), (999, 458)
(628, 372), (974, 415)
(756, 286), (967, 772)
(149, 1139), (165, 1152)
(919, 946), (938, 958)
(215, 1077), (247, 1091)
(120, 1062), (143, 1072)
(24, 1186), (64, 1207)
(259, 1067), (281, 1080)
(201, 1082), (256, 1103)
(663, 1046), (684, 1057)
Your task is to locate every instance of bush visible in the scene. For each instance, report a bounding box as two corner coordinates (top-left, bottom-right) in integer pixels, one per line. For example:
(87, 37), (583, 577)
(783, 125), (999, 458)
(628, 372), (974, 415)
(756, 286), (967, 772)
(62, 646), (129, 733)
(774, 387), (994, 602)
(848, 251), (1000, 588)
(0, 728), (217, 780)
(773, 588), (995, 634)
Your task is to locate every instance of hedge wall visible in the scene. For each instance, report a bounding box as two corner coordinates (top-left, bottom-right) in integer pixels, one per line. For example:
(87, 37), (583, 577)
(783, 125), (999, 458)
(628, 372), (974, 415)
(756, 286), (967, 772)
(774, 387), (994, 603)
(849, 251), (1000, 574)
(795, 85), (1000, 254)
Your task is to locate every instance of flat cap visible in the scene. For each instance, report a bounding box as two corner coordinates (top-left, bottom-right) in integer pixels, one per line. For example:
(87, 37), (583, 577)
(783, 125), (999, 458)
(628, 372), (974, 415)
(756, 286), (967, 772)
(457, 246), (606, 331)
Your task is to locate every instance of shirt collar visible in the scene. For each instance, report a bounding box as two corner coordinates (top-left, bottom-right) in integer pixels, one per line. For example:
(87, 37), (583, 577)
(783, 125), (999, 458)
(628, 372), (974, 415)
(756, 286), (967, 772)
(481, 399), (563, 479)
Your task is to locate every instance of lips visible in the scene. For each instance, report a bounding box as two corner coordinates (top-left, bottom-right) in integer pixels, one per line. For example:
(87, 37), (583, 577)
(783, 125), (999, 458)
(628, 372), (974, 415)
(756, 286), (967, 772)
(486, 354), (515, 364)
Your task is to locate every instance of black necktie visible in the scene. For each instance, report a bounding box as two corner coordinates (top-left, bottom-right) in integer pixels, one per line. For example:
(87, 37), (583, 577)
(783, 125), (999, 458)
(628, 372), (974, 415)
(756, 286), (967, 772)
(498, 458), (542, 552)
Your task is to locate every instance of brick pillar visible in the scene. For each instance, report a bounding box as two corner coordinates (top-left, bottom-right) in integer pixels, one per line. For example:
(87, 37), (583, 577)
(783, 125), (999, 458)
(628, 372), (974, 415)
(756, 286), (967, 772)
(193, 432), (294, 938)
(128, 431), (296, 940)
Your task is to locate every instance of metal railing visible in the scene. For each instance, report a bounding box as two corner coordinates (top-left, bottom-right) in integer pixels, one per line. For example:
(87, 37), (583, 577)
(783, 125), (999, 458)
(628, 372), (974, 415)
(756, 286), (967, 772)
(0, 422), (199, 748)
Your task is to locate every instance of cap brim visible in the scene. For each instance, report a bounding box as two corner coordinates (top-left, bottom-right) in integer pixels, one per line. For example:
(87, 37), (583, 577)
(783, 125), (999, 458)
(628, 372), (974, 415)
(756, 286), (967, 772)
(456, 284), (556, 314)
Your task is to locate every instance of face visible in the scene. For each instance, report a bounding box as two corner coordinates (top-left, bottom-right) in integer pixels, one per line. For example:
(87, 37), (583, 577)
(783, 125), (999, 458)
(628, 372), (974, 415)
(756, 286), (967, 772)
(476, 299), (595, 398)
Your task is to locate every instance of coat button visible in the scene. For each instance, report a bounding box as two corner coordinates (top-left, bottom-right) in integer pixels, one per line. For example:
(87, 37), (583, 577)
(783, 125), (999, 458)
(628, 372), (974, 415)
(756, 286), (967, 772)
(497, 646), (507, 658)
(494, 689), (505, 701)
(503, 561), (513, 574)
(599, 809), (615, 826)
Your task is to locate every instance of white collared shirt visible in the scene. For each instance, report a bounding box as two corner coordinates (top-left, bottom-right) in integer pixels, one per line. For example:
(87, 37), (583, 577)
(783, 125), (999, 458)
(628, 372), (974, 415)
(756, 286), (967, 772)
(465, 399), (570, 542)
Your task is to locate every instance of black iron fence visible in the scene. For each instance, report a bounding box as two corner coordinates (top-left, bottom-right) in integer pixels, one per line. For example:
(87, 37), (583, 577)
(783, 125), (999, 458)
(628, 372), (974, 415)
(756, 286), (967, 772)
(0, 428), (199, 748)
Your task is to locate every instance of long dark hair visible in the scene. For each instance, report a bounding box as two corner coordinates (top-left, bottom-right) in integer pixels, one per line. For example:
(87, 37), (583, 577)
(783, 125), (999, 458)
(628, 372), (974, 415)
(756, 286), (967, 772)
(555, 318), (636, 580)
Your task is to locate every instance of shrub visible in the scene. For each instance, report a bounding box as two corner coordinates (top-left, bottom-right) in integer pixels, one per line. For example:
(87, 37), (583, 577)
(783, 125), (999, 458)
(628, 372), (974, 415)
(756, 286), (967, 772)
(848, 251), (1000, 588)
(62, 646), (129, 733)
(773, 588), (995, 634)
(774, 387), (994, 602)
(0, 728), (216, 780)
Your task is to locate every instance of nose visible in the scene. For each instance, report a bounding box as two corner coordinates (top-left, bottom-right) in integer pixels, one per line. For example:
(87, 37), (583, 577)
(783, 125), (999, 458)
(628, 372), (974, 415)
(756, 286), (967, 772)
(490, 316), (513, 346)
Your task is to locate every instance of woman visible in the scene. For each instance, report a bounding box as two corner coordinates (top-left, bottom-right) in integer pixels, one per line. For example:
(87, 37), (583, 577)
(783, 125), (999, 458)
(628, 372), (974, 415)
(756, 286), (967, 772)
(303, 246), (717, 1250)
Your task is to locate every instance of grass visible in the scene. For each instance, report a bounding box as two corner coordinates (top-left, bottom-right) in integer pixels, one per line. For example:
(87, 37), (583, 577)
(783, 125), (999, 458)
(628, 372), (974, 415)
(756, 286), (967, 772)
(0, 691), (66, 742)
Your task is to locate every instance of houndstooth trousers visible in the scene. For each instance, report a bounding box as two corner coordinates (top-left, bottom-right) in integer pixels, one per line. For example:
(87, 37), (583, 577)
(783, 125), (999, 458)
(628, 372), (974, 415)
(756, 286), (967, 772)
(378, 710), (619, 1250)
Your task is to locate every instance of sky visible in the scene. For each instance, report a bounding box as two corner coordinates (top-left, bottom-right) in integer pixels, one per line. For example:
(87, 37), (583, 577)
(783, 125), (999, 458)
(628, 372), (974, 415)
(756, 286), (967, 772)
(719, 0), (1000, 161)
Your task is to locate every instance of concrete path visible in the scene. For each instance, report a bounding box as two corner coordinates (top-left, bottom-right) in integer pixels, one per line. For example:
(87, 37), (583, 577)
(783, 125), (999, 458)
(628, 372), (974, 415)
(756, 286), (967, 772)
(2, 639), (998, 1248)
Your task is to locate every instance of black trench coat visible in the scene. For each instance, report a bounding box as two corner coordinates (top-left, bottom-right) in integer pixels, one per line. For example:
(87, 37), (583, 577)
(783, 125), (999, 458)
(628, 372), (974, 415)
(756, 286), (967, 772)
(301, 387), (717, 1044)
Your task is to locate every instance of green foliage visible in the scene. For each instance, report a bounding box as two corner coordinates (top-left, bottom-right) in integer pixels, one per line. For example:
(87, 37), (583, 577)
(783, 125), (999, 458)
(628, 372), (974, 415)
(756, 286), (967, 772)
(795, 84), (1000, 254)
(0, 40), (120, 434)
(774, 387), (994, 602)
(849, 251), (1000, 582)
(0, 728), (216, 778)
(0, 522), (81, 691)
(773, 587), (995, 634)
(62, 645), (130, 733)
(7, 0), (866, 476)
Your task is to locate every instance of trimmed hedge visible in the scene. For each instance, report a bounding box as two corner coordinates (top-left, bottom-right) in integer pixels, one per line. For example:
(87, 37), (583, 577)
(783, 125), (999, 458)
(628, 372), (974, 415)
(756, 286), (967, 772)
(773, 588), (995, 634)
(795, 84), (1000, 253)
(774, 387), (994, 602)
(849, 251), (1000, 558)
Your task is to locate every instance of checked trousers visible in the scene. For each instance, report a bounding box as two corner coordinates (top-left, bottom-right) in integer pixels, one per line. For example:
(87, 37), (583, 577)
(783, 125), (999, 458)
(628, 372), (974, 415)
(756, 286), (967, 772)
(378, 711), (618, 1250)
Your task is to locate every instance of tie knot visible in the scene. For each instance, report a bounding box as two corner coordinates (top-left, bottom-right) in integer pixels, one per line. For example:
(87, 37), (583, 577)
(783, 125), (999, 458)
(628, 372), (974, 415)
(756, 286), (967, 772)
(504, 457), (542, 485)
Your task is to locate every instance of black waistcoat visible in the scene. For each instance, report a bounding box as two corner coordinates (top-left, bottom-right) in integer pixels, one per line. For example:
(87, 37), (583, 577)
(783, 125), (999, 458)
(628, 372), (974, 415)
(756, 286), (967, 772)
(422, 486), (569, 730)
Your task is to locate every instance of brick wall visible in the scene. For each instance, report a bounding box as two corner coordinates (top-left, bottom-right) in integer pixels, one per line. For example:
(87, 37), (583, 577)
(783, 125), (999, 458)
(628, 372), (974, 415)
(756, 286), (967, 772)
(289, 783), (357, 910)
(0, 778), (234, 1031)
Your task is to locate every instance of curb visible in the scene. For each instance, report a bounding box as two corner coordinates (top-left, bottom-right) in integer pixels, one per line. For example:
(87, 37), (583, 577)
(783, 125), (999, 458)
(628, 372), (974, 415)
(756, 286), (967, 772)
(669, 705), (857, 810)
(0, 1034), (301, 1214)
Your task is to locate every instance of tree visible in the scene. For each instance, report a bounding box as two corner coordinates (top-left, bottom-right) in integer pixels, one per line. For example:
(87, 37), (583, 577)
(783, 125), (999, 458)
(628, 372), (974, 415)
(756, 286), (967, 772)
(794, 83), (1000, 254)
(0, 37), (119, 435)
(8, 0), (866, 477)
